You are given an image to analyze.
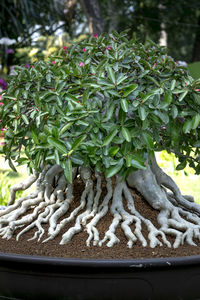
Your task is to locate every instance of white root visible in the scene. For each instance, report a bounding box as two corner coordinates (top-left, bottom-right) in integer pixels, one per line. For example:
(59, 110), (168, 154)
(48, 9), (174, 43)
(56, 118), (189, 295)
(86, 177), (112, 247)
(99, 179), (123, 247)
(82, 169), (102, 225)
(122, 182), (169, 248)
(16, 172), (68, 241)
(8, 171), (38, 206)
(60, 167), (94, 245)
(44, 164), (63, 203)
(0, 190), (45, 240)
(1, 157), (200, 249)
(99, 178), (146, 248)
(42, 167), (92, 243)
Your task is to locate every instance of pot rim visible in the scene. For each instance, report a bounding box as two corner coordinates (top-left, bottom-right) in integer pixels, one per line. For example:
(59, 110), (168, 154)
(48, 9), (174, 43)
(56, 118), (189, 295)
(0, 251), (200, 269)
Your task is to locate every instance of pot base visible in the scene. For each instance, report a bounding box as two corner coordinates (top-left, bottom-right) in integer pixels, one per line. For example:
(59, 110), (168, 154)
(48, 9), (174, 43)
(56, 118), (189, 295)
(0, 253), (200, 300)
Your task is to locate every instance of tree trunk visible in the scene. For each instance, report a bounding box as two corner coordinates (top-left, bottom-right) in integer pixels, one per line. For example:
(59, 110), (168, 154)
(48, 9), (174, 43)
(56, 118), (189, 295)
(64, 0), (79, 31)
(192, 16), (200, 62)
(158, 4), (167, 47)
(79, 0), (104, 34)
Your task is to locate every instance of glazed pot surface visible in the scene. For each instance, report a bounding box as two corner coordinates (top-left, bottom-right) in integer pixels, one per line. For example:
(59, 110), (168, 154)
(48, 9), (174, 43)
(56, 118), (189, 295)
(0, 253), (200, 300)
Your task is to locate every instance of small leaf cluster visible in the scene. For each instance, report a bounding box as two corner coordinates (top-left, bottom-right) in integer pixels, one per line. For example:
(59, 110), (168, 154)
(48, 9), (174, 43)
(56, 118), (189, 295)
(1, 31), (200, 182)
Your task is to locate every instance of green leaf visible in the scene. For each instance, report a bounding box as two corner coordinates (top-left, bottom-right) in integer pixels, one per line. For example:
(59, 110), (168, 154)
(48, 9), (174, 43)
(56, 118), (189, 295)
(65, 93), (82, 108)
(183, 119), (193, 133)
(17, 158), (29, 165)
(5, 128), (14, 138)
(57, 81), (66, 92)
(131, 157), (146, 170)
(103, 103), (115, 122)
(46, 73), (51, 83)
(82, 89), (90, 105)
(3, 95), (17, 100)
(9, 159), (17, 172)
(117, 74), (128, 85)
(60, 122), (73, 135)
(35, 151), (42, 170)
(97, 79), (114, 87)
(141, 93), (153, 104)
(68, 134), (87, 155)
(178, 90), (188, 102)
(54, 149), (60, 165)
(38, 132), (47, 142)
(164, 91), (172, 105)
(105, 158), (124, 178)
(32, 130), (39, 144)
(25, 82), (32, 90)
(120, 99), (129, 112)
(154, 110), (169, 124)
(171, 105), (178, 119)
(141, 132), (154, 150)
(108, 146), (120, 156)
(107, 66), (116, 84)
(121, 127), (131, 142)
(44, 125), (52, 135)
(146, 75), (160, 87)
(107, 90), (120, 97)
(138, 106), (148, 121)
(193, 141), (200, 147)
(103, 128), (118, 146)
(22, 114), (29, 125)
(176, 161), (187, 171)
(123, 84), (138, 97)
(71, 155), (84, 165)
(126, 155), (132, 167)
(170, 79), (176, 90)
(47, 137), (67, 154)
(191, 114), (200, 130)
(118, 107), (126, 124)
(77, 120), (89, 126)
(64, 158), (72, 184)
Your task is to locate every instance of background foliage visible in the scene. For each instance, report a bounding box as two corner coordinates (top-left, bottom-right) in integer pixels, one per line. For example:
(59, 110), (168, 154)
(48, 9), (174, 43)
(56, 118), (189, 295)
(0, 0), (200, 76)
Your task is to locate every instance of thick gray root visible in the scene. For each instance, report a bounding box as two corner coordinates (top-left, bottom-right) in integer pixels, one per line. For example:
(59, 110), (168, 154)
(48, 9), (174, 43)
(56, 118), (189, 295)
(150, 156), (200, 215)
(127, 161), (200, 248)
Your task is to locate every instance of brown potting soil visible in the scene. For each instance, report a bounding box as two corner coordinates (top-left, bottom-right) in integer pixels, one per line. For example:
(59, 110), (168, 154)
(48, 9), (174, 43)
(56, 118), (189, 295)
(0, 177), (200, 260)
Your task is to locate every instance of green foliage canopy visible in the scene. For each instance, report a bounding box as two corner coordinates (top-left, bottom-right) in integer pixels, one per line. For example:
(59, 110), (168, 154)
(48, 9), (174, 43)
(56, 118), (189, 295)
(1, 32), (200, 182)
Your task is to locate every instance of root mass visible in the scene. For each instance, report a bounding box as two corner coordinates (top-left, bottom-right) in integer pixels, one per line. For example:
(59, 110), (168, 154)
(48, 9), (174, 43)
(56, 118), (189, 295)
(0, 160), (200, 249)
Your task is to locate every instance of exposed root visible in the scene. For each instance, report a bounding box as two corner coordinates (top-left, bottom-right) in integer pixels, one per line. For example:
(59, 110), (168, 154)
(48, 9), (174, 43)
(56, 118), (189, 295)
(127, 161), (200, 248)
(8, 171), (39, 206)
(151, 156), (200, 215)
(86, 177), (112, 247)
(60, 167), (94, 244)
(1, 159), (200, 249)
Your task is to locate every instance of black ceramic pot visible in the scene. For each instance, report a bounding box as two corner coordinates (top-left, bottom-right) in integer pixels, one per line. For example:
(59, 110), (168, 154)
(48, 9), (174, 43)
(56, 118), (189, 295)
(0, 252), (200, 300)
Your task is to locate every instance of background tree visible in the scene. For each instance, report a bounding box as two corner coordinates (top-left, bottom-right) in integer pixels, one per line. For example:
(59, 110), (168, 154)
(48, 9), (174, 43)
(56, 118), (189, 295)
(1, 0), (200, 73)
(192, 15), (200, 62)
(0, 0), (67, 72)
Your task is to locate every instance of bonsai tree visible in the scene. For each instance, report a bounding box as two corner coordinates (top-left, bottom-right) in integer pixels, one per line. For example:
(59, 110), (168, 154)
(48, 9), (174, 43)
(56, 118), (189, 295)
(1, 31), (200, 249)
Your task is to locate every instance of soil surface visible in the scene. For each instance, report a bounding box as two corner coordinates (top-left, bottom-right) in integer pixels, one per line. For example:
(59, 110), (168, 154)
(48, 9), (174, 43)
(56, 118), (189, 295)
(1, 177), (200, 260)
